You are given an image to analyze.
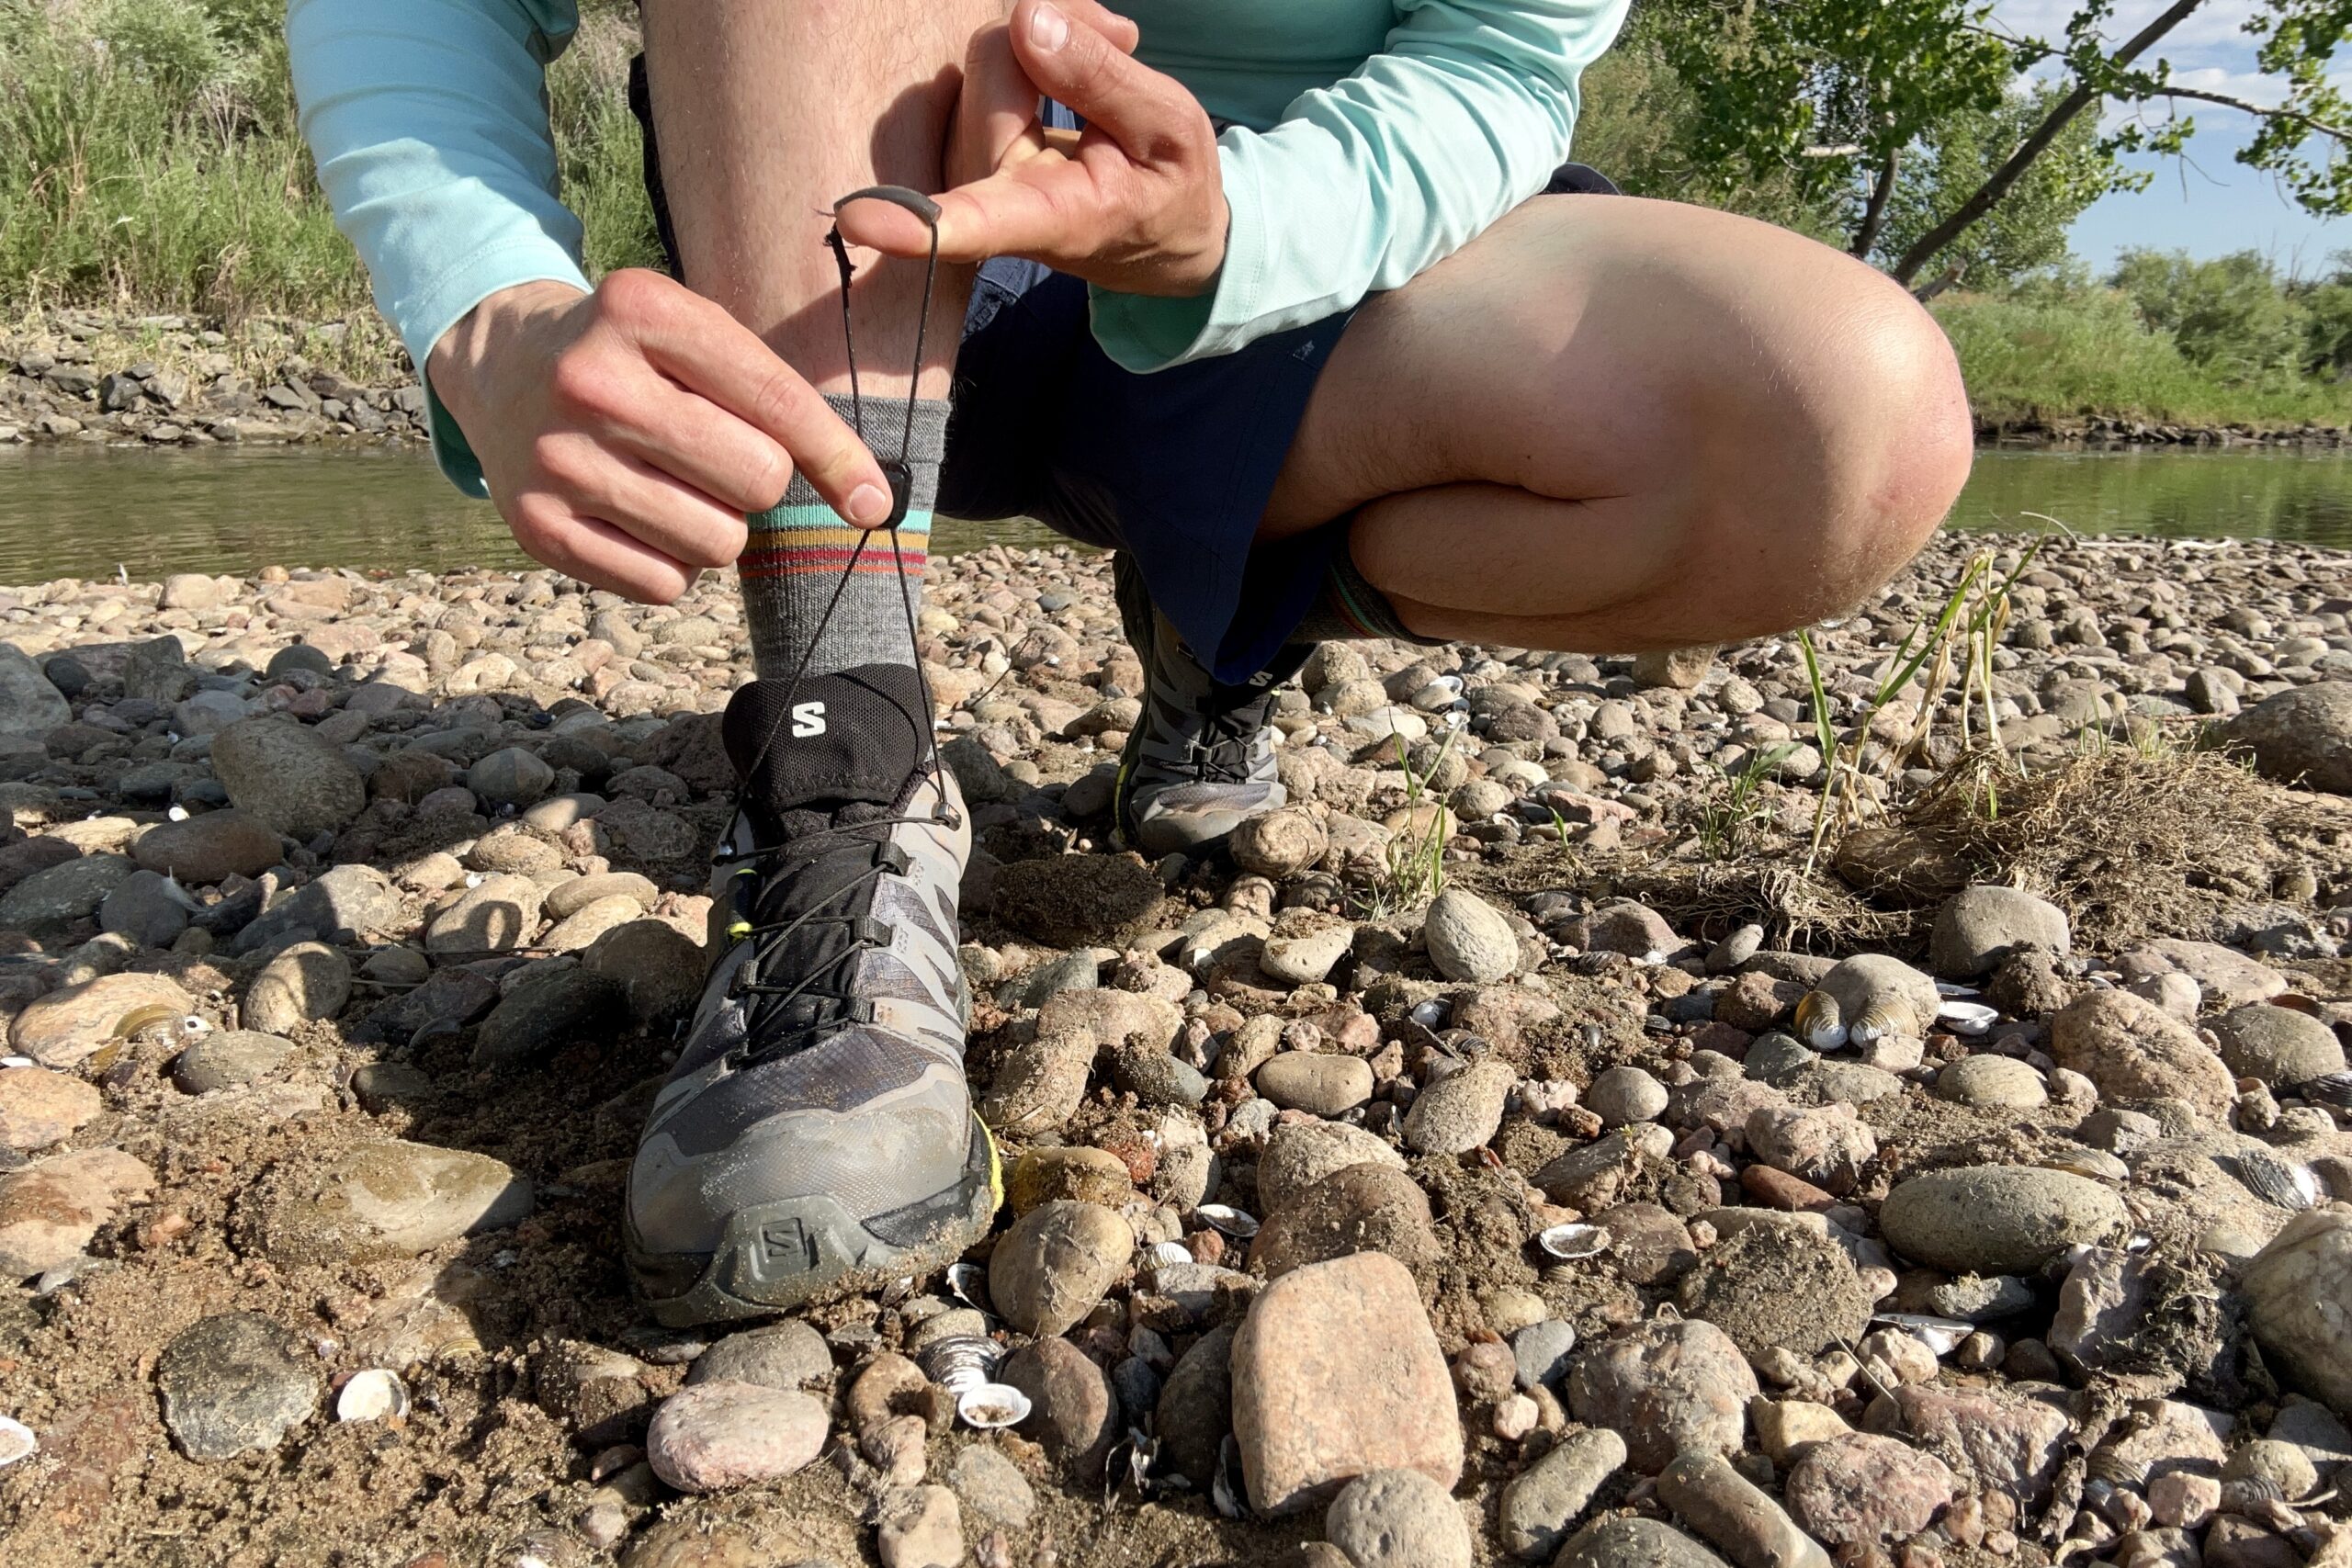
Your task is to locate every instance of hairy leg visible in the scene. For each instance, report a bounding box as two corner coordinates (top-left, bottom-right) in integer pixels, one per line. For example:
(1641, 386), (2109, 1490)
(1265, 197), (1975, 651)
(639, 0), (1004, 397)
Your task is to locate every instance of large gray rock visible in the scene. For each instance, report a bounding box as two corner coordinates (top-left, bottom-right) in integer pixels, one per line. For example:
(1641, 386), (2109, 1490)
(1566, 1318), (1758, 1473)
(0, 852), (135, 935)
(1325, 1468), (1473, 1568)
(2242, 1209), (2352, 1416)
(0, 645), (70, 737)
(1877, 1164), (2128, 1275)
(2221, 682), (2352, 793)
(1554, 1517), (1728, 1568)
(1422, 888), (1521, 982)
(209, 718), (367, 839)
(1929, 886), (2070, 978)
(2209, 1003), (2346, 1089)
(240, 1138), (534, 1263)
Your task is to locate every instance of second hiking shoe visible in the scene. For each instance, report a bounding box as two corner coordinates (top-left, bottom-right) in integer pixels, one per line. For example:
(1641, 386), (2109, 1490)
(1111, 550), (1311, 856)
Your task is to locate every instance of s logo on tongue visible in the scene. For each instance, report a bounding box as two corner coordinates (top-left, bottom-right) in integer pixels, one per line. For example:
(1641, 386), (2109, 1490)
(791, 701), (829, 738)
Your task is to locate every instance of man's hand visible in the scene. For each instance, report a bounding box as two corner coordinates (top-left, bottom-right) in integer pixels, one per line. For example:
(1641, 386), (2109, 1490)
(833, 0), (1227, 298)
(427, 271), (896, 603)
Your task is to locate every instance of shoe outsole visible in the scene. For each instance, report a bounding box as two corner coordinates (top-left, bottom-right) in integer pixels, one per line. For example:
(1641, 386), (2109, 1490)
(627, 1113), (1002, 1328)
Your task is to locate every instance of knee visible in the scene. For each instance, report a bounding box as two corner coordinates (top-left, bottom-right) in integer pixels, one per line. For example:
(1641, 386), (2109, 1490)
(1706, 275), (1973, 631)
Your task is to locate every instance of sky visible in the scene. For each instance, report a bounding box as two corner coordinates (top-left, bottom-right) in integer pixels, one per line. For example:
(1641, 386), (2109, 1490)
(1987, 0), (2346, 274)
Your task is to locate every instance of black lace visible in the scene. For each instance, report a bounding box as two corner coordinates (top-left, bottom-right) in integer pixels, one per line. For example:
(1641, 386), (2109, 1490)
(717, 186), (956, 1065)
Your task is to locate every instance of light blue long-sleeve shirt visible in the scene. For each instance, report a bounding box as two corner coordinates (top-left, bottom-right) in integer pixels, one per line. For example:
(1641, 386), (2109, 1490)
(288, 0), (1627, 494)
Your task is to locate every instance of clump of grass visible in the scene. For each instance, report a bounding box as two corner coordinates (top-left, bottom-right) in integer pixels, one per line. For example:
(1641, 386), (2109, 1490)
(1799, 538), (2046, 867)
(1903, 742), (2347, 948)
(1359, 725), (1459, 917)
(1695, 743), (1793, 862)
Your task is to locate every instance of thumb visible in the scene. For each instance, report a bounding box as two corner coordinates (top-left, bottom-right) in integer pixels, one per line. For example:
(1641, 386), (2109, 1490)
(1011, 0), (1189, 162)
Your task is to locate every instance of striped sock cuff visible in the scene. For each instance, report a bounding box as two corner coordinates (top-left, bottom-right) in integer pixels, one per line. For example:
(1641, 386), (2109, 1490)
(742, 502), (931, 581)
(1323, 533), (1442, 644)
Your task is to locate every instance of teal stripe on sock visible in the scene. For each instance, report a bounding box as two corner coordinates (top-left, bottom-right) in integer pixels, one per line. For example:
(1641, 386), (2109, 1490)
(748, 502), (933, 536)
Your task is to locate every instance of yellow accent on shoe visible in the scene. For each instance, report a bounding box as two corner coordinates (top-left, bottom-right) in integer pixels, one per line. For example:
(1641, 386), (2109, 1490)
(977, 1114), (1004, 1215)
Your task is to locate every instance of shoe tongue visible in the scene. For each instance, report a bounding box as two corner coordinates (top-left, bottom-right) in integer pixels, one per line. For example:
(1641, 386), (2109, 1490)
(722, 664), (929, 824)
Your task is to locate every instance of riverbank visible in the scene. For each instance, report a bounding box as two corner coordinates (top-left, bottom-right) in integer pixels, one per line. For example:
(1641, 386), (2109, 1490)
(2, 533), (2351, 1565)
(10, 307), (2352, 457)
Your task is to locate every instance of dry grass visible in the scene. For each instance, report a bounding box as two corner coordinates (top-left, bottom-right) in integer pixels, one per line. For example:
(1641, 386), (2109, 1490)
(1903, 742), (2352, 948)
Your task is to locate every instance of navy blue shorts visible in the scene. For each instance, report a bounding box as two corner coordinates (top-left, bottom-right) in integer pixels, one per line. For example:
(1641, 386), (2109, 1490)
(629, 59), (1612, 681)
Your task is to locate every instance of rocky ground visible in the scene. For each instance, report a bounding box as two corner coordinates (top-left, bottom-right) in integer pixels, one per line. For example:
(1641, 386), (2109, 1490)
(1, 310), (428, 449)
(2, 532), (2351, 1568)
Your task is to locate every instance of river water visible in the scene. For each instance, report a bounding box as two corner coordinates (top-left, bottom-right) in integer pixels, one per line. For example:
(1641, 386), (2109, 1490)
(1, 442), (2347, 584)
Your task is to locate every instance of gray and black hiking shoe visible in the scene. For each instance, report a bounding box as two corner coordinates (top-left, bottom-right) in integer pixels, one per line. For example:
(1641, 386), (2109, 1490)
(1111, 551), (1313, 857)
(625, 664), (998, 1326)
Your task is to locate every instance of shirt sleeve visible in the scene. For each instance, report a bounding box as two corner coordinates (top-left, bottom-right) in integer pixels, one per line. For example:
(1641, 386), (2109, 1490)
(1088, 0), (1630, 373)
(287, 0), (588, 495)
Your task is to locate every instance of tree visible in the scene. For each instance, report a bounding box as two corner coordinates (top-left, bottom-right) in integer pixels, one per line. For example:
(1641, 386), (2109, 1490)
(2110, 249), (2310, 378)
(1648, 0), (2352, 288)
(1874, 84), (2115, 284)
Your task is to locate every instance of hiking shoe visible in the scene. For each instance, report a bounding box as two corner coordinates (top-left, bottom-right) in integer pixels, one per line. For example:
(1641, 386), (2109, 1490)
(625, 664), (998, 1326)
(1111, 550), (1313, 856)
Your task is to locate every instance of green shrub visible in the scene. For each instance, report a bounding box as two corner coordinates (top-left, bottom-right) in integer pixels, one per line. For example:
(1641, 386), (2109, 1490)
(2109, 250), (2311, 382)
(0, 0), (653, 320)
(1936, 288), (2352, 427)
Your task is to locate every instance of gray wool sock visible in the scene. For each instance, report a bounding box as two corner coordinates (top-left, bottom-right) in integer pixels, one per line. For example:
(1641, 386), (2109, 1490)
(740, 390), (948, 680)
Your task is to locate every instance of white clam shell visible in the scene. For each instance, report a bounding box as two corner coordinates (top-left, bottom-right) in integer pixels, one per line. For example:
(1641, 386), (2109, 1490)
(1537, 1223), (1611, 1260)
(335, 1369), (409, 1422)
(956, 1382), (1033, 1430)
(1871, 1313), (1974, 1357)
(1935, 1000), (1999, 1035)
(0, 1415), (36, 1469)
(1146, 1240), (1194, 1268)
(1195, 1204), (1260, 1239)
(946, 1262), (989, 1310)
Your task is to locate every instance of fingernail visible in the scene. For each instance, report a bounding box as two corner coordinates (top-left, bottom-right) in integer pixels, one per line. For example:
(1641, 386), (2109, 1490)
(1030, 2), (1069, 51)
(845, 483), (890, 525)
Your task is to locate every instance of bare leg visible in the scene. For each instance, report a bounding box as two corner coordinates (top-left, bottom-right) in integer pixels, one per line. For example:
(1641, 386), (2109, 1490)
(639, 0), (1003, 398)
(1264, 197), (1975, 651)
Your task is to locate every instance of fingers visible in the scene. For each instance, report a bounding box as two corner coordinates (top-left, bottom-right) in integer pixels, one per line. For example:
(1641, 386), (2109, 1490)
(1009, 0), (1193, 161)
(957, 23), (1052, 186)
(513, 430), (749, 595)
(605, 378), (794, 515)
(594, 270), (893, 526)
(508, 494), (704, 604)
(926, 158), (1110, 266)
(1036, 0), (1139, 53)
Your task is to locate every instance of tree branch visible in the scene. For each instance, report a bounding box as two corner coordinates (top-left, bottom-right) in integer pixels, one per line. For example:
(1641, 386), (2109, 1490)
(1852, 147), (1901, 258)
(1892, 0), (2208, 283)
(2151, 84), (2352, 143)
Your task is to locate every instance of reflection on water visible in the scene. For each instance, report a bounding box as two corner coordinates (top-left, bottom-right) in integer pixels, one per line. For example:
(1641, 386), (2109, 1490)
(0, 441), (2347, 584)
(1950, 445), (2352, 547)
